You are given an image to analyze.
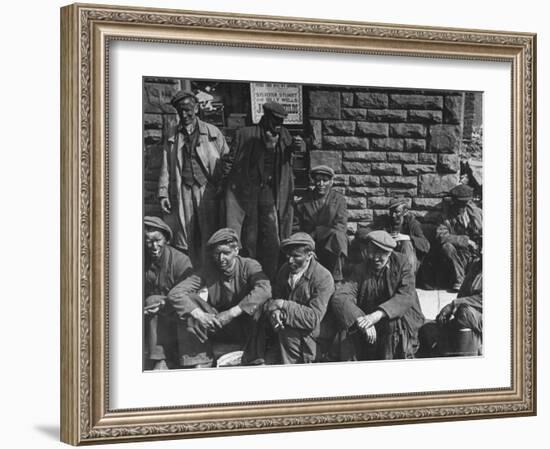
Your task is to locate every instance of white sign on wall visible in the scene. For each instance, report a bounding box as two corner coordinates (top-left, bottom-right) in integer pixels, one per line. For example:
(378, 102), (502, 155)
(250, 82), (303, 124)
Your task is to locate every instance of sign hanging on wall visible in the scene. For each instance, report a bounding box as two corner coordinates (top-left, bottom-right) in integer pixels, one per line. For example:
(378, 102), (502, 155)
(250, 82), (303, 124)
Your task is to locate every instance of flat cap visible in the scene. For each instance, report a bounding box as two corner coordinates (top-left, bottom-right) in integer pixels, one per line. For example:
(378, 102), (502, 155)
(450, 184), (474, 201)
(310, 165), (335, 178)
(388, 197), (408, 210)
(280, 232), (315, 251)
(262, 101), (288, 118)
(170, 90), (197, 107)
(144, 216), (172, 240)
(356, 229), (396, 252)
(206, 228), (240, 248)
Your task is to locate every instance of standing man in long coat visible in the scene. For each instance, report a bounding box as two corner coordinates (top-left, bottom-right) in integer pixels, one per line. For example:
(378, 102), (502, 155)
(223, 101), (296, 281)
(158, 90), (229, 268)
(331, 230), (425, 360)
(294, 165), (348, 281)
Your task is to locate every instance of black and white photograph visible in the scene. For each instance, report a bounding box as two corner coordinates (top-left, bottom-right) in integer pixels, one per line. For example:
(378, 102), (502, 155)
(142, 77), (483, 370)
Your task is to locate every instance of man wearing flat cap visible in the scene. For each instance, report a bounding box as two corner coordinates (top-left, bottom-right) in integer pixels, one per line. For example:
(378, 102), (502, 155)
(158, 90), (229, 269)
(142, 216), (194, 370)
(436, 184), (482, 291)
(222, 101), (299, 280)
(381, 197), (430, 274)
(294, 165), (348, 280)
(331, 230), (425, 360)
(165, 228), (271, 367)
(254, 232), (335, 364)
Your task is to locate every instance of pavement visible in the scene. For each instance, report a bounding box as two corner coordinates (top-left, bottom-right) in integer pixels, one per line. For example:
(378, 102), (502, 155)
(416, 288), (457, 320)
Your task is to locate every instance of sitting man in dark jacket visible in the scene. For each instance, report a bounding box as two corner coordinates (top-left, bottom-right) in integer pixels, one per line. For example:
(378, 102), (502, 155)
(294, 165), (348, 281)
(259, 232), (335, 364)
(436, 184), (482, 291)
(381, 197), (430, 274)
(331, 230), (425, 360)
(436, 255), (482, 356)
(143, 216), (193, 370)
(162, 228), (271, 368)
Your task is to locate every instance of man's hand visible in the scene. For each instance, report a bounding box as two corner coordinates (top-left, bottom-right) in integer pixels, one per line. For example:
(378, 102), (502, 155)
(144, 295), (165, 316)
(355, 310), (386, 333)
(467, 239), (478, 251)
(365, 326), (377, 345)
(160, 197), (172, 214)
(190, 308), (219, 331)
(266, 299), (285, 313)
(436, 302), (457, 325)
(392, 233), (411, 242)
(269, 309), (285, 331)
(215, 306), (242, 329)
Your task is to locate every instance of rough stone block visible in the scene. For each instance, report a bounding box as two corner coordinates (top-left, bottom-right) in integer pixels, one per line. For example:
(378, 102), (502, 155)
(429, 125), (462, 153)
(332, 186), (346, 195)
(349, 175), (380, 187)
(144, 129), (162, 145)
(342, 108), (367, 120)
(389, 94), (443, 109)
(355, 92), (388, 108)
(144, 113), (163, 129)
(380, 176), (418, 188)
(309, 119), (322, 150)
(371, 163), (403, 175)
(341, 92), (354, 107)
(413, 198), (443, 210)
(403, 164), (436, 175)
(438, 154), (460, 173)
(373, 209), (391, 220)
(143, 82), (180, 113)
(370, 138), (404, 151)
(444, 95), (464, 124)
(408, 110), (443, 123)
(387, 152), (418, 163)
(332, 175), (349, 187)
(386, 187), (417, 197)
(390, 123), (427, 138)
(344, 151), (387, 162)
(368, 196), (402, 208)
(309, 91), (341, 119)
(418, 173), (460, 195)
(356, 122), (389, 137)
(310, 151), (342, 171)
(405, 139), (427, 152)
(348, 209), (374, 221)
(346, 196), (367, 209)
(419, 153), (438, 164)
(342, 161), (371, 174)
(347, 222), (358, 234)
(323, 136), (369, 151)
(347, 187), (385, 196)
(323, 120), (356, 136)
(366, 109), (407, 122)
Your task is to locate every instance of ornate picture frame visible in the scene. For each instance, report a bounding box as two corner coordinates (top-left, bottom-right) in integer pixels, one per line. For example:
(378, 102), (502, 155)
(60, 3), (536, 445)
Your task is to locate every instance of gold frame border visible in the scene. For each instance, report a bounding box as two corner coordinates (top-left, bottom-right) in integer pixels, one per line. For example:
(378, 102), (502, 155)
(60, 3), (536, 445)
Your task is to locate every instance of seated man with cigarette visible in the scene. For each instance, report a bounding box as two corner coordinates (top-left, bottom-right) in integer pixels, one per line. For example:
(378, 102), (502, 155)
(331, 230), (425, 360)
(164, 228), (271, 368)
(143, 216), (193, 370)
(261, 232), (335, 364)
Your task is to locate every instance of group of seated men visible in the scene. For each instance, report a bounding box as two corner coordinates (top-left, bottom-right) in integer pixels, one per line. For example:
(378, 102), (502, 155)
(143, 163), (483, 369)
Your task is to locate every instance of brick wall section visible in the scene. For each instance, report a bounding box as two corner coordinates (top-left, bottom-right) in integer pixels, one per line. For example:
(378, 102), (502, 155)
(307, 87), (464, 233)
(143, 78), (182, 215)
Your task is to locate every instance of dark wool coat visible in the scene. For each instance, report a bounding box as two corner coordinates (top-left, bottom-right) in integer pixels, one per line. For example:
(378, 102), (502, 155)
(223, 124), (295, 243)
(144, 245), (193, 297)
(294, 188), (348, 257)
(166, 256), (271, 318)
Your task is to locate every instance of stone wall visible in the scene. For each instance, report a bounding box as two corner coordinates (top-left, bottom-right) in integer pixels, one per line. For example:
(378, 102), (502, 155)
(306, 87), (465, 233)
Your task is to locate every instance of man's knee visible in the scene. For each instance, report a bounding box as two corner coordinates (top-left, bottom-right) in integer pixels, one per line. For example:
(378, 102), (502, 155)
(441, 242), (457, 257)
(454, 304), (481, 333)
